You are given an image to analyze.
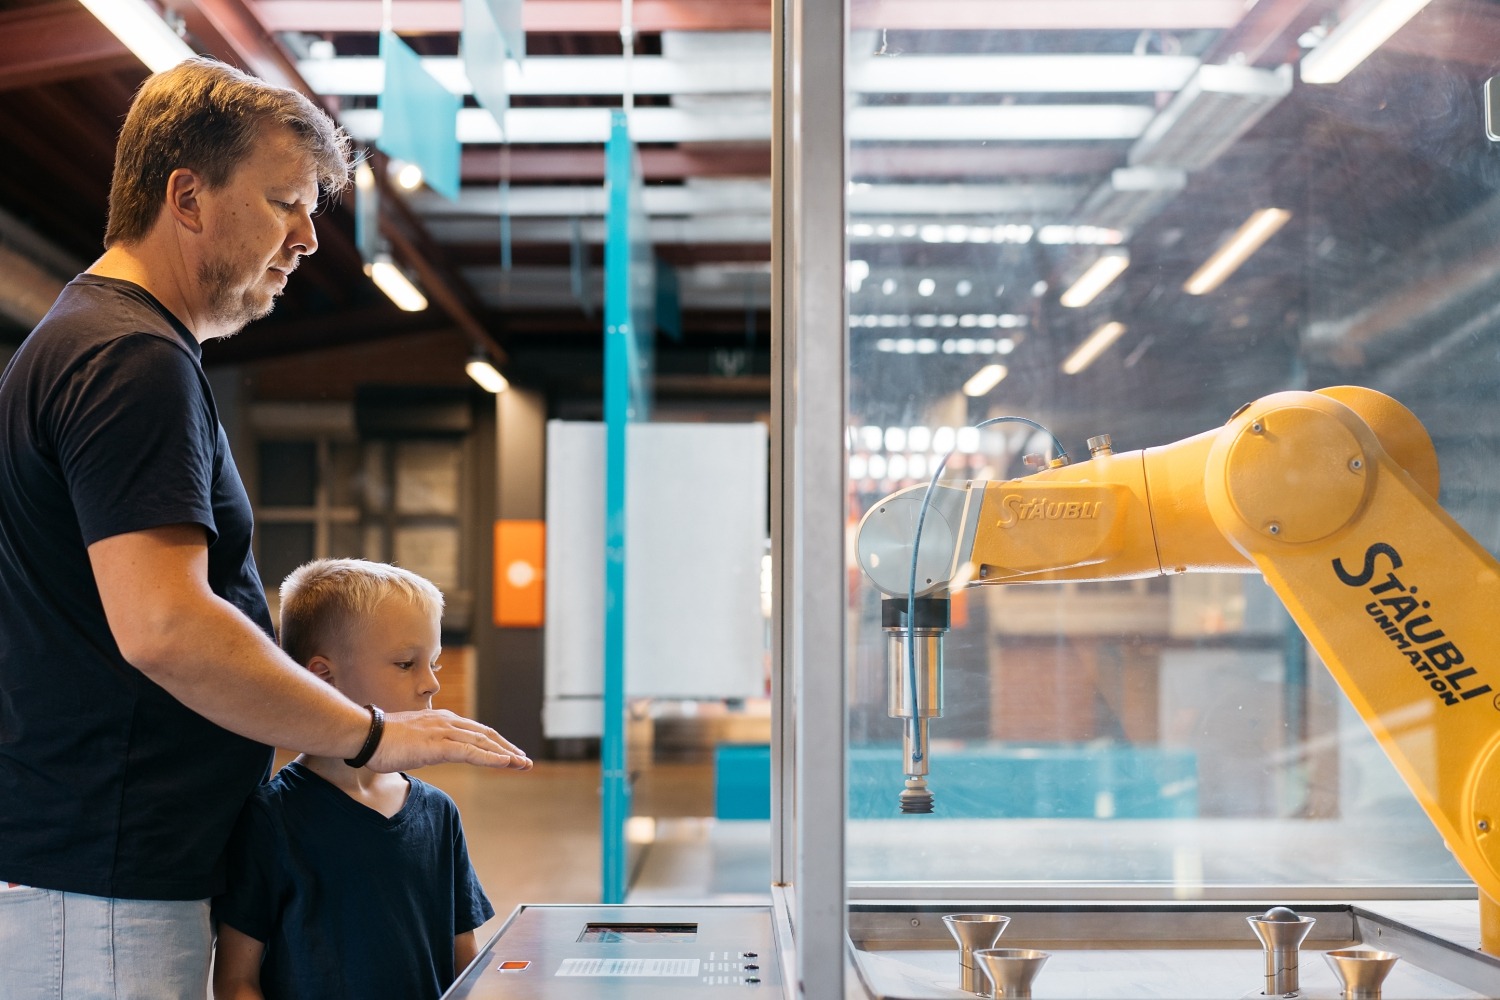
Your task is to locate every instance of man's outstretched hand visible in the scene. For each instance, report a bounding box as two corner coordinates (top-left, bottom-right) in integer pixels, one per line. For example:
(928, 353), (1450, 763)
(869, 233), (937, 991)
(367, 709), (534, 773)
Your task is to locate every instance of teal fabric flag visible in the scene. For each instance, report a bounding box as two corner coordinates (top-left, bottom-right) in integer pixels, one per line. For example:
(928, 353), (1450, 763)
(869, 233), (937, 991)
(461, 0), (523, 132)
(378, 31), (461, 201)
(353, 159), (380, 264)
(655, 259), (681, 342)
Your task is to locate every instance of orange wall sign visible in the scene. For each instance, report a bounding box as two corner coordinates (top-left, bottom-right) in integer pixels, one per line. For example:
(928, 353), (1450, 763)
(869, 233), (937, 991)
(494, 520), (545, 628)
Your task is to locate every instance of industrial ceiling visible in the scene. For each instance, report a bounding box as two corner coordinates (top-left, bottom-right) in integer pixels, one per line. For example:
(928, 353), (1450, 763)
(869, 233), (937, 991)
(1, 0), (1499, 430)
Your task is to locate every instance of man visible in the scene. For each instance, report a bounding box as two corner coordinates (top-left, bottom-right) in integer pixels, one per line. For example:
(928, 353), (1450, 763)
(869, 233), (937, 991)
(0, 58), (529, 999)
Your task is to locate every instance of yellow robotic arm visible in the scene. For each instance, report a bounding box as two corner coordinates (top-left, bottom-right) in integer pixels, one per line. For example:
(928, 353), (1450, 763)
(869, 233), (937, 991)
(855, 386), (1500, 950)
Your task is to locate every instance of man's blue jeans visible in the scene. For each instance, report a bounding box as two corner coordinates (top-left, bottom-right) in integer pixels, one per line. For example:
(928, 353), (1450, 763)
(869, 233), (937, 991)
(0, 887), (211, 1000)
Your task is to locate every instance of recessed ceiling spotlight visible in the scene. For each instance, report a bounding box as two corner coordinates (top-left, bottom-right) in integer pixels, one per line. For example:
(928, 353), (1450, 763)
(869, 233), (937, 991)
(393, 161), (424, 191)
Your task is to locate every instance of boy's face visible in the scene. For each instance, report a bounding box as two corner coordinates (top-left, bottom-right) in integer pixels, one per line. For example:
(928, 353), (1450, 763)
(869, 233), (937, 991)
(319, 593), (442, 712)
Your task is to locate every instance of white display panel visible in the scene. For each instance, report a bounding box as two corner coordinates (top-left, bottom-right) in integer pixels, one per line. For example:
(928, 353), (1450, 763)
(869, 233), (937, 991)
(543, 421), (768, 736)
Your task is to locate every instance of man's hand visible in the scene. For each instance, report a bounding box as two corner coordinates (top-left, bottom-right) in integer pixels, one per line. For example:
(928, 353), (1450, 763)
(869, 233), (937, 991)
(367, 709), (533, 773)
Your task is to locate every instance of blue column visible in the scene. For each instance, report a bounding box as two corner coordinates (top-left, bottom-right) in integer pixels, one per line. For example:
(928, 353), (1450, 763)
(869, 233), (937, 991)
(601, 110), (654, 903)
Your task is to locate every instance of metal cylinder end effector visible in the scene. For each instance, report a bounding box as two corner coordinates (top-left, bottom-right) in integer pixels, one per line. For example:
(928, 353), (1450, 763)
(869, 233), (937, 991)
(1247, 906), (1316, 997)
(883, 597), (949, 814)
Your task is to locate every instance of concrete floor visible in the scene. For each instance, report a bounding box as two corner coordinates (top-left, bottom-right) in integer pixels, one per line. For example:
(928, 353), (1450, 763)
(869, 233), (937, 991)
(422, 759), (773, 944)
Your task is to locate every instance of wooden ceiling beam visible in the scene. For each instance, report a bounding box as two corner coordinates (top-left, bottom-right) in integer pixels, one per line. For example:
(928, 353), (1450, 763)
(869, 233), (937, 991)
(1, 87), (118, 205)
(253, 0), (770, 34)
(850, 145), (1122, 180)
(459, 144), (1119, 184)
(167, 0), (314, 95)
(850, 0), (1246, 30)
(202, 303), (456, 364)
(442, 241), (769, 267)
(0, 2), (137, 92)
(1201, 0), (1330, 67)
(461, 146), (772, 183)
(1385, 3), (1500, 66)
(252, 0), (1245, 34)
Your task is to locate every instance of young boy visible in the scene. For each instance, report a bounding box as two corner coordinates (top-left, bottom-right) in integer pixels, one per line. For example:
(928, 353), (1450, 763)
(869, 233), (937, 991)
(213, 559), (495, 1000)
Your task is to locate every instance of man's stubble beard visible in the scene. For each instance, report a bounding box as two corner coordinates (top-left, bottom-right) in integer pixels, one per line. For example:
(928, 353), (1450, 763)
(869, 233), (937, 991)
(197, 257), (280, 340)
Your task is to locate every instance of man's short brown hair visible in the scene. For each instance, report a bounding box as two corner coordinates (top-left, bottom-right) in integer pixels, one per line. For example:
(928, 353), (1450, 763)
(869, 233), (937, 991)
(104, 56), (354, 248)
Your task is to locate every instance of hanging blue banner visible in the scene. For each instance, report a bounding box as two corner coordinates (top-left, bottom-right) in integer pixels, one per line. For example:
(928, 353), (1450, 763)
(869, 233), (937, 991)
(655, 259), (681, 342)
(378, 30), (461, 201)
(353, 158), (380, 264)
(460, 0), (514, 133)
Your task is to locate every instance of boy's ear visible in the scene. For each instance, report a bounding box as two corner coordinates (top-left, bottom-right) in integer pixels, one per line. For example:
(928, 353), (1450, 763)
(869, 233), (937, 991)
(306, 654), (337, 686)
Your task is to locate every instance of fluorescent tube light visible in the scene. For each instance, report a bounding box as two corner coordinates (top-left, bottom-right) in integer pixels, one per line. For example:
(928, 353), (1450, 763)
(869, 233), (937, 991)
(78, 0), (195, 73)
(1060, 252), (1129, 308)
(1183, 208), (1292, 295)
(1301, 0), (1433, 85)
(465, 357), (509, 393)
(1075, 166), (1186, 236)
(962, 364), (1008, 397)
(365, 257), (429, 311)
(1061, 322), (1127, 375)
(1128, 64), (1291, 171)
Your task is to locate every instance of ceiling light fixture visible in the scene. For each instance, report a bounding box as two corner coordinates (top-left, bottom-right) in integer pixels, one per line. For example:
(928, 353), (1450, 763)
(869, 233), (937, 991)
(79, 0), (195, 73)
(394, 162), (425, 191)
(1061, 321), (1127, 375)
(1128, 64), (1291, 171)
(1183, 208), (1292, 295)
(465, 355), (510, 393)
(365, 255), (429, 312)
(1060, 251), (1130, 308)
(962, 364), (1008, 397)
(1075, 166), (1187, 237)
(1301, 0), (1433, 84)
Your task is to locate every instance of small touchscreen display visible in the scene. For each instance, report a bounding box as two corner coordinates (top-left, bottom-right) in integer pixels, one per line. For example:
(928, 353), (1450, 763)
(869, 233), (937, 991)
(577, 923), (699, 944)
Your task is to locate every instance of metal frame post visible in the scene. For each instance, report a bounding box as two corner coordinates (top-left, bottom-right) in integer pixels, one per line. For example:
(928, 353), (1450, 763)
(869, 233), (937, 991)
(773, 0), (849, 994)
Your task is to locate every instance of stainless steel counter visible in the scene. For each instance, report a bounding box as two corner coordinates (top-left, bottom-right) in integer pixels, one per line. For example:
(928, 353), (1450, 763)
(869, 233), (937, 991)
(441, 896), (1500, 998)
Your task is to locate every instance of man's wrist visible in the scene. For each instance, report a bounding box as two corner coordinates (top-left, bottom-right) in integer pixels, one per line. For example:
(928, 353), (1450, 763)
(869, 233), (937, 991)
(343, 705), (384, 768)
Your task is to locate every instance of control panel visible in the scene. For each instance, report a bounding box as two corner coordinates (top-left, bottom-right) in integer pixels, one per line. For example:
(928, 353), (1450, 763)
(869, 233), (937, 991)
(443, 904), (780, 998)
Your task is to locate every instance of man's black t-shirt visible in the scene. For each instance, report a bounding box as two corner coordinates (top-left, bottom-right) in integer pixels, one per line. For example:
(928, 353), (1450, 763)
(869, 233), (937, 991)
(214, 761), (494, 1000)
(0, 275), (273, 900)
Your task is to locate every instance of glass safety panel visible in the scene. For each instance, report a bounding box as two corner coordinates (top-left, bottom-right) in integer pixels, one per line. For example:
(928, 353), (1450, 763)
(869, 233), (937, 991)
(843, 0), (1499, 899)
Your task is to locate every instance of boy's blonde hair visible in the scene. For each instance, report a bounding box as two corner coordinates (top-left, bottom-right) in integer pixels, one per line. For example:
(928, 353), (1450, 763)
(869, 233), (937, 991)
(279, 559), (444, 666)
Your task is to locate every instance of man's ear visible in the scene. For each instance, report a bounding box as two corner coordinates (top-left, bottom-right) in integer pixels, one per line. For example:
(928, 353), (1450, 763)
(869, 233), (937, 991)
(165, 167), (205, 233)
(307, 654), (338, 687)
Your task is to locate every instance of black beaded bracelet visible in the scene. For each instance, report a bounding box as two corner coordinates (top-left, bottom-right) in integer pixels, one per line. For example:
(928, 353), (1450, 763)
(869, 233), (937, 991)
(344, 704), (385, 768)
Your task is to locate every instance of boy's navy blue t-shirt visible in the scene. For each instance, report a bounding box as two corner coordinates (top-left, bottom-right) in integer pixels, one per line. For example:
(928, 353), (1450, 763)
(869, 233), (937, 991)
(0, 275), (273, 900)
(215, 760), (494, 1000)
